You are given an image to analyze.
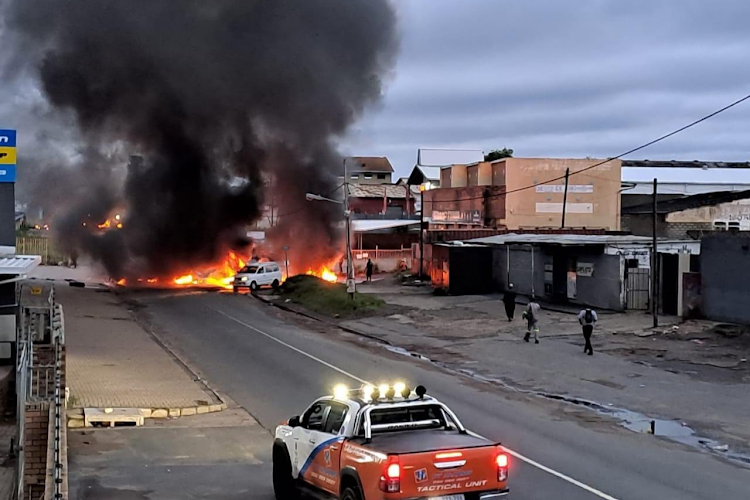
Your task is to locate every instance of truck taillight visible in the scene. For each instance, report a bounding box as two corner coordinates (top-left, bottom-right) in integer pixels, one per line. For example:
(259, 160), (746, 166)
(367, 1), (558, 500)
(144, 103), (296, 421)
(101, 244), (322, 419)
(379, 456), (401, 493)
(496, 452), (509, 482)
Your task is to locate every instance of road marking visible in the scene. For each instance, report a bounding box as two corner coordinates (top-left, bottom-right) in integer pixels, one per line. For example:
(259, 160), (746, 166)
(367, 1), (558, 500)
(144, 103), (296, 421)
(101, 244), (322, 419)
(210, 306), (368, 385)
(211, 306), (620, 500)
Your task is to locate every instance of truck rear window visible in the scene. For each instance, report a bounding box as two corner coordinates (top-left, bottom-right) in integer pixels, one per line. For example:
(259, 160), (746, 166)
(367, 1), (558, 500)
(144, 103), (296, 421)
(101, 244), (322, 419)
(369, 404), (447, 433)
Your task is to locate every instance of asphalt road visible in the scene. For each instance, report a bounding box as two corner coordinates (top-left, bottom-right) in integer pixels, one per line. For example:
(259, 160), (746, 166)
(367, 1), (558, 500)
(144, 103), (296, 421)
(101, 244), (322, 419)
(85, 289), (750, 499)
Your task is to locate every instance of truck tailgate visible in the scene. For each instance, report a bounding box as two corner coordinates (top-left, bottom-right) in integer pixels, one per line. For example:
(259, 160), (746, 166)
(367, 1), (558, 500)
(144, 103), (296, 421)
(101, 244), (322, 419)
(398, 445), (503, 497)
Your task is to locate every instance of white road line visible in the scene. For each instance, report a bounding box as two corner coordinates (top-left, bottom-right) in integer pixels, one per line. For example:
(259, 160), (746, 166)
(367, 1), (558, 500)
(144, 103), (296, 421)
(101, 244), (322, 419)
(210, 306), (368, 385)
(211, 306), (620, 500)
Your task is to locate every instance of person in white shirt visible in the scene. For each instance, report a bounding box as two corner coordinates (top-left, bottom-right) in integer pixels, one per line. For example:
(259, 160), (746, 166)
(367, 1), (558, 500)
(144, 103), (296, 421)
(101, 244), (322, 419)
(523, 300), (541, 344)
(577, 308), (598, 355)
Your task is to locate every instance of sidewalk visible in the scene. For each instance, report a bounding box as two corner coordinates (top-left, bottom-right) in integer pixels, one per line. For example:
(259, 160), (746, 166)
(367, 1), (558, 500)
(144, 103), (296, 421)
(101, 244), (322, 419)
(31, 266), (224, 422)
(347, 278), (750, 456)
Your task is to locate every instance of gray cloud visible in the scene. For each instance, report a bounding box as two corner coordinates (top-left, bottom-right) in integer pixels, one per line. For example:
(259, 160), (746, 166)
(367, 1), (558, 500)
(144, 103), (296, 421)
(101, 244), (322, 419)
(343, 0), (750, 176)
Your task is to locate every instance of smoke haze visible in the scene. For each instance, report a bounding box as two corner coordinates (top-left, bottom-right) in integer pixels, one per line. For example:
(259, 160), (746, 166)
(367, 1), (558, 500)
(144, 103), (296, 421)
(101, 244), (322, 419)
(3, 0), (398, 278)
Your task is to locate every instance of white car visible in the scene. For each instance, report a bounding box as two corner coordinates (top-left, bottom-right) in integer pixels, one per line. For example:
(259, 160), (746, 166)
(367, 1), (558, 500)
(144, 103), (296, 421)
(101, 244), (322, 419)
(233, 262), (283, 292)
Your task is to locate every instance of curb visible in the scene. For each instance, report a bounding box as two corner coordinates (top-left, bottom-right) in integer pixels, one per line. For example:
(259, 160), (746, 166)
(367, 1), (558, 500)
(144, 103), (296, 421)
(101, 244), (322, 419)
(252, 293), (393, 346)
(66, 403), (228, 428)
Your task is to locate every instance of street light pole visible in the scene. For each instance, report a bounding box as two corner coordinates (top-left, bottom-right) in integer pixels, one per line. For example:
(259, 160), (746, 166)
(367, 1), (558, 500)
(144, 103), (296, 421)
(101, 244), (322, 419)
(419, 186), (425, 278)
(344, 158), (355, 299)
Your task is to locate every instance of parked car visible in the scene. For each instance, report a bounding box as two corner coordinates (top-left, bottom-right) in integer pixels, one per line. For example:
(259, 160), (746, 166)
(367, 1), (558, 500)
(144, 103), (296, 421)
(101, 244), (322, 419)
(233, 262), (282, 292)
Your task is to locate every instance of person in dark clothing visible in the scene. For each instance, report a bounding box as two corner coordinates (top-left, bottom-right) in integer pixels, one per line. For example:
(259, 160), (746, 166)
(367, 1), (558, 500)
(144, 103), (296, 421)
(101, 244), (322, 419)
(577, 308), (598, 355)
(365, 259), (373, 282)
(502, 284), (517, 321)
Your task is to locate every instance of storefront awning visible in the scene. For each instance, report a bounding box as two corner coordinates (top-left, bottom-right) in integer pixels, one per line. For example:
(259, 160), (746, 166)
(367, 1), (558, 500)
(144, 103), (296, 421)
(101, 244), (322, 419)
(0, 255), (42, 275)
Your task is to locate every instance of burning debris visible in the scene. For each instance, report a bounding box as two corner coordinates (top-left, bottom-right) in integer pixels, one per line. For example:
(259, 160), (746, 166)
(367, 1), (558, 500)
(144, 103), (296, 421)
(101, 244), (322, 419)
(5, 0), (399, 283)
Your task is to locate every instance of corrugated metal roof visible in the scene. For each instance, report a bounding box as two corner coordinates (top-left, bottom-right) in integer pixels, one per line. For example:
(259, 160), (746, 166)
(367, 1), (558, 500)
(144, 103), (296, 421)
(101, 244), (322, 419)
(467, 233), (661, 246)
(348, 184), (412, 199)
(0, 255), (42, 275)
(417, 149), (484, 167)
(622, 167), (750, 185)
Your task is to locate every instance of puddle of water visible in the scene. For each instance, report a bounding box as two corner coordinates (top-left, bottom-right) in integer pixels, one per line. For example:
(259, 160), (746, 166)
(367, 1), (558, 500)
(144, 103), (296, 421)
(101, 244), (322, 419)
(380, 343), (750, 468)
(384, 345), (431, 361)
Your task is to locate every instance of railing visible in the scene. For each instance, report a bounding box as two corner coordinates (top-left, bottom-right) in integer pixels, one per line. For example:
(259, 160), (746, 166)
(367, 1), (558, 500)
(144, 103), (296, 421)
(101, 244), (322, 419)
(17, 283), (67, 499)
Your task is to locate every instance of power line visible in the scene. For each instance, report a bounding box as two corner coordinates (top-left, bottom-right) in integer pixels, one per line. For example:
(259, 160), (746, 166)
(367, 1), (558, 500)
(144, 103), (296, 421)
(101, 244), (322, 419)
(425, 92), (750, 204)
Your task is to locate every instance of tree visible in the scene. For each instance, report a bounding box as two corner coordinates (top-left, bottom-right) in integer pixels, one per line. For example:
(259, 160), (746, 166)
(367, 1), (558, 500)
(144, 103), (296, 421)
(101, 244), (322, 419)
(484, 148), (514, 162)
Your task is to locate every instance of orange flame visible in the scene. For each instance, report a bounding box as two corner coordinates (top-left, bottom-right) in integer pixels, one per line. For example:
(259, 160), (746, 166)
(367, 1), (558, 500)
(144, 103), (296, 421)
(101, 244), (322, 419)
(97, 219), (111, 229)
(173, 275), (195, 285)
(116, 278), (126, 286)
(306, 265), (338, 283)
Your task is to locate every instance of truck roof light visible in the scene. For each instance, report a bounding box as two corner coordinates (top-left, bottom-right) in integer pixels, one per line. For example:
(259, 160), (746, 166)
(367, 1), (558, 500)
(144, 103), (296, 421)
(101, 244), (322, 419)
(362, 385), (375, 402)
(415, 385), (427, 399)
(378, 384), (389, 399)
(393, 382), (406, 395)
(333, 384), (348, 400)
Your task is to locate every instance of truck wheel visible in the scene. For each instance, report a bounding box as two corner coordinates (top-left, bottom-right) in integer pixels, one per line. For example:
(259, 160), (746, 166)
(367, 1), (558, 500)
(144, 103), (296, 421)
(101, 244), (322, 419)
(273, 446), (299, 500)
(250, 281), (258, 292)
(272, 279), (280, 290)
(341, 487), (363, 500)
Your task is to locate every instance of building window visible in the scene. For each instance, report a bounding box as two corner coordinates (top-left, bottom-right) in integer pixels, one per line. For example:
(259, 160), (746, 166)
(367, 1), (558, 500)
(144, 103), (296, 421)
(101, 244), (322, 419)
(713, 221), (727, 231)
(364, 173), (373, 180)
(378, 173), (386, 179)
(728, 221), (741, 231)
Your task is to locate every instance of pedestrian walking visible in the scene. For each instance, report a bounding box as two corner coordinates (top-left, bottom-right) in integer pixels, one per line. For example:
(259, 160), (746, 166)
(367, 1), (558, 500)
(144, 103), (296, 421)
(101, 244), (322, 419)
(502, 284), (517, 321)
(577, 307), (598, 355)
(365, 258), (373, 282)
(523, 299), (541, 344)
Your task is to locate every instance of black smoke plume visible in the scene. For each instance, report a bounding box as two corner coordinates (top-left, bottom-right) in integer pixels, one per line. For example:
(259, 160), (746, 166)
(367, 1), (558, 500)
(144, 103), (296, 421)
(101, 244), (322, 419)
(4, 0), (398, 278)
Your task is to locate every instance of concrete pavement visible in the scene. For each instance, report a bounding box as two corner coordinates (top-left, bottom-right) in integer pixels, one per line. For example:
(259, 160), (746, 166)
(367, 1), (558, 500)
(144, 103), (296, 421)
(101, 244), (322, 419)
(68, 409), (270, 500)
(124, 288), (749, 500)
(46, 272), (223, 419)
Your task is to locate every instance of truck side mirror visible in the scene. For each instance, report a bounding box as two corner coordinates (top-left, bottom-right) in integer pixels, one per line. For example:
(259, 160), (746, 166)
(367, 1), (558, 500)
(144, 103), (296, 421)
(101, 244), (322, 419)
(289, 416), (301, 428)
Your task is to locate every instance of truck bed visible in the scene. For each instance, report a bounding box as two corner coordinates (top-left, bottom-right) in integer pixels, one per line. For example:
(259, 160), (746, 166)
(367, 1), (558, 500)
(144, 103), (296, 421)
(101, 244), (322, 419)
(352, 429), (494, 454)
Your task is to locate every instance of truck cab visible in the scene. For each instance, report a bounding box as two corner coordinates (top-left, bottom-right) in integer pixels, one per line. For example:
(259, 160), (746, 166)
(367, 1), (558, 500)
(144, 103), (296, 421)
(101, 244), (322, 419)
(273, 384), (509, 500)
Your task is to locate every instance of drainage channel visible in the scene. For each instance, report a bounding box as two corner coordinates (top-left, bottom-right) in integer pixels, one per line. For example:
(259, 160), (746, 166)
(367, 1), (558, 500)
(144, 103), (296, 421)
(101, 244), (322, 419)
(381, 343), (750, 468)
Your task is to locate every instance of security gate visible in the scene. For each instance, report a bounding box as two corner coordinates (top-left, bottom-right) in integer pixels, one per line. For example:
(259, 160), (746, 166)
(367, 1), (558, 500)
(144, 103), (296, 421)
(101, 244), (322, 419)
(626, 267), (650, 310)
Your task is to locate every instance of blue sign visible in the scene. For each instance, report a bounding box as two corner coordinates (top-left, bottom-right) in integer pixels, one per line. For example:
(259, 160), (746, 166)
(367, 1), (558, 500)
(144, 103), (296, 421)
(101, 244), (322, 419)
(0, 130), (16, 148)
(0, 129), (16, 183)
(0, 165), (16, 183)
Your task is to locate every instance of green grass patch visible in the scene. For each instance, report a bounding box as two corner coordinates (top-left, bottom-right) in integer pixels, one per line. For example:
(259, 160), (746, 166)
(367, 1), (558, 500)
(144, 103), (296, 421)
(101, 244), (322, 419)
(279, 275), (384, 318)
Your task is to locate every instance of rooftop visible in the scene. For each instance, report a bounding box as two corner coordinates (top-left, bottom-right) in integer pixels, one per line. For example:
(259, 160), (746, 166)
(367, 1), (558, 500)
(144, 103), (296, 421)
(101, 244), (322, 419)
(466, 233), (686, 246)
(348, 183), (415, 199)
(623, 189), (750, 215)
(346, 157), (394, 173)
(622, 160), (750, 169)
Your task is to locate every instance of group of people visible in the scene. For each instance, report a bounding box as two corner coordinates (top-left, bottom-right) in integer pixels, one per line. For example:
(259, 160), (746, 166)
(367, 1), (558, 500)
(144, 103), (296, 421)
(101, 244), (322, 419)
(502, 283), (598, 355)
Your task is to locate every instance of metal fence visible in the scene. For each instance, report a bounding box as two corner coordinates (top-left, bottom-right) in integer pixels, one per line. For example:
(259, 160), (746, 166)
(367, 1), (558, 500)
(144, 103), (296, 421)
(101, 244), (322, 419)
(16, 237), (69, 265)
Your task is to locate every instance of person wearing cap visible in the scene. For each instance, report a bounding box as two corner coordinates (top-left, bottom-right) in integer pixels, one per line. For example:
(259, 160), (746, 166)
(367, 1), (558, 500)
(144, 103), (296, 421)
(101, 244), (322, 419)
(502, 284), (517, 321)
(577, 307), (598, 355)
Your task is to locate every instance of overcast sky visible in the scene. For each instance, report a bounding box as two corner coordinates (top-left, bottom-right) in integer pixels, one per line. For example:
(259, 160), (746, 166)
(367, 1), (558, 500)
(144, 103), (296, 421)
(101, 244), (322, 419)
(341, 0), (750, 177)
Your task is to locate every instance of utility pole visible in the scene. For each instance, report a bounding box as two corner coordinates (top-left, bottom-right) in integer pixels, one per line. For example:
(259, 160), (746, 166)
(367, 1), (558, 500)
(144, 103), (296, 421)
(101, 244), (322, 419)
(652, 178), (659, 328)
(561, 167), (570, 229)
(419, 186), (425, 278)
(344, 158), (355, 299)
